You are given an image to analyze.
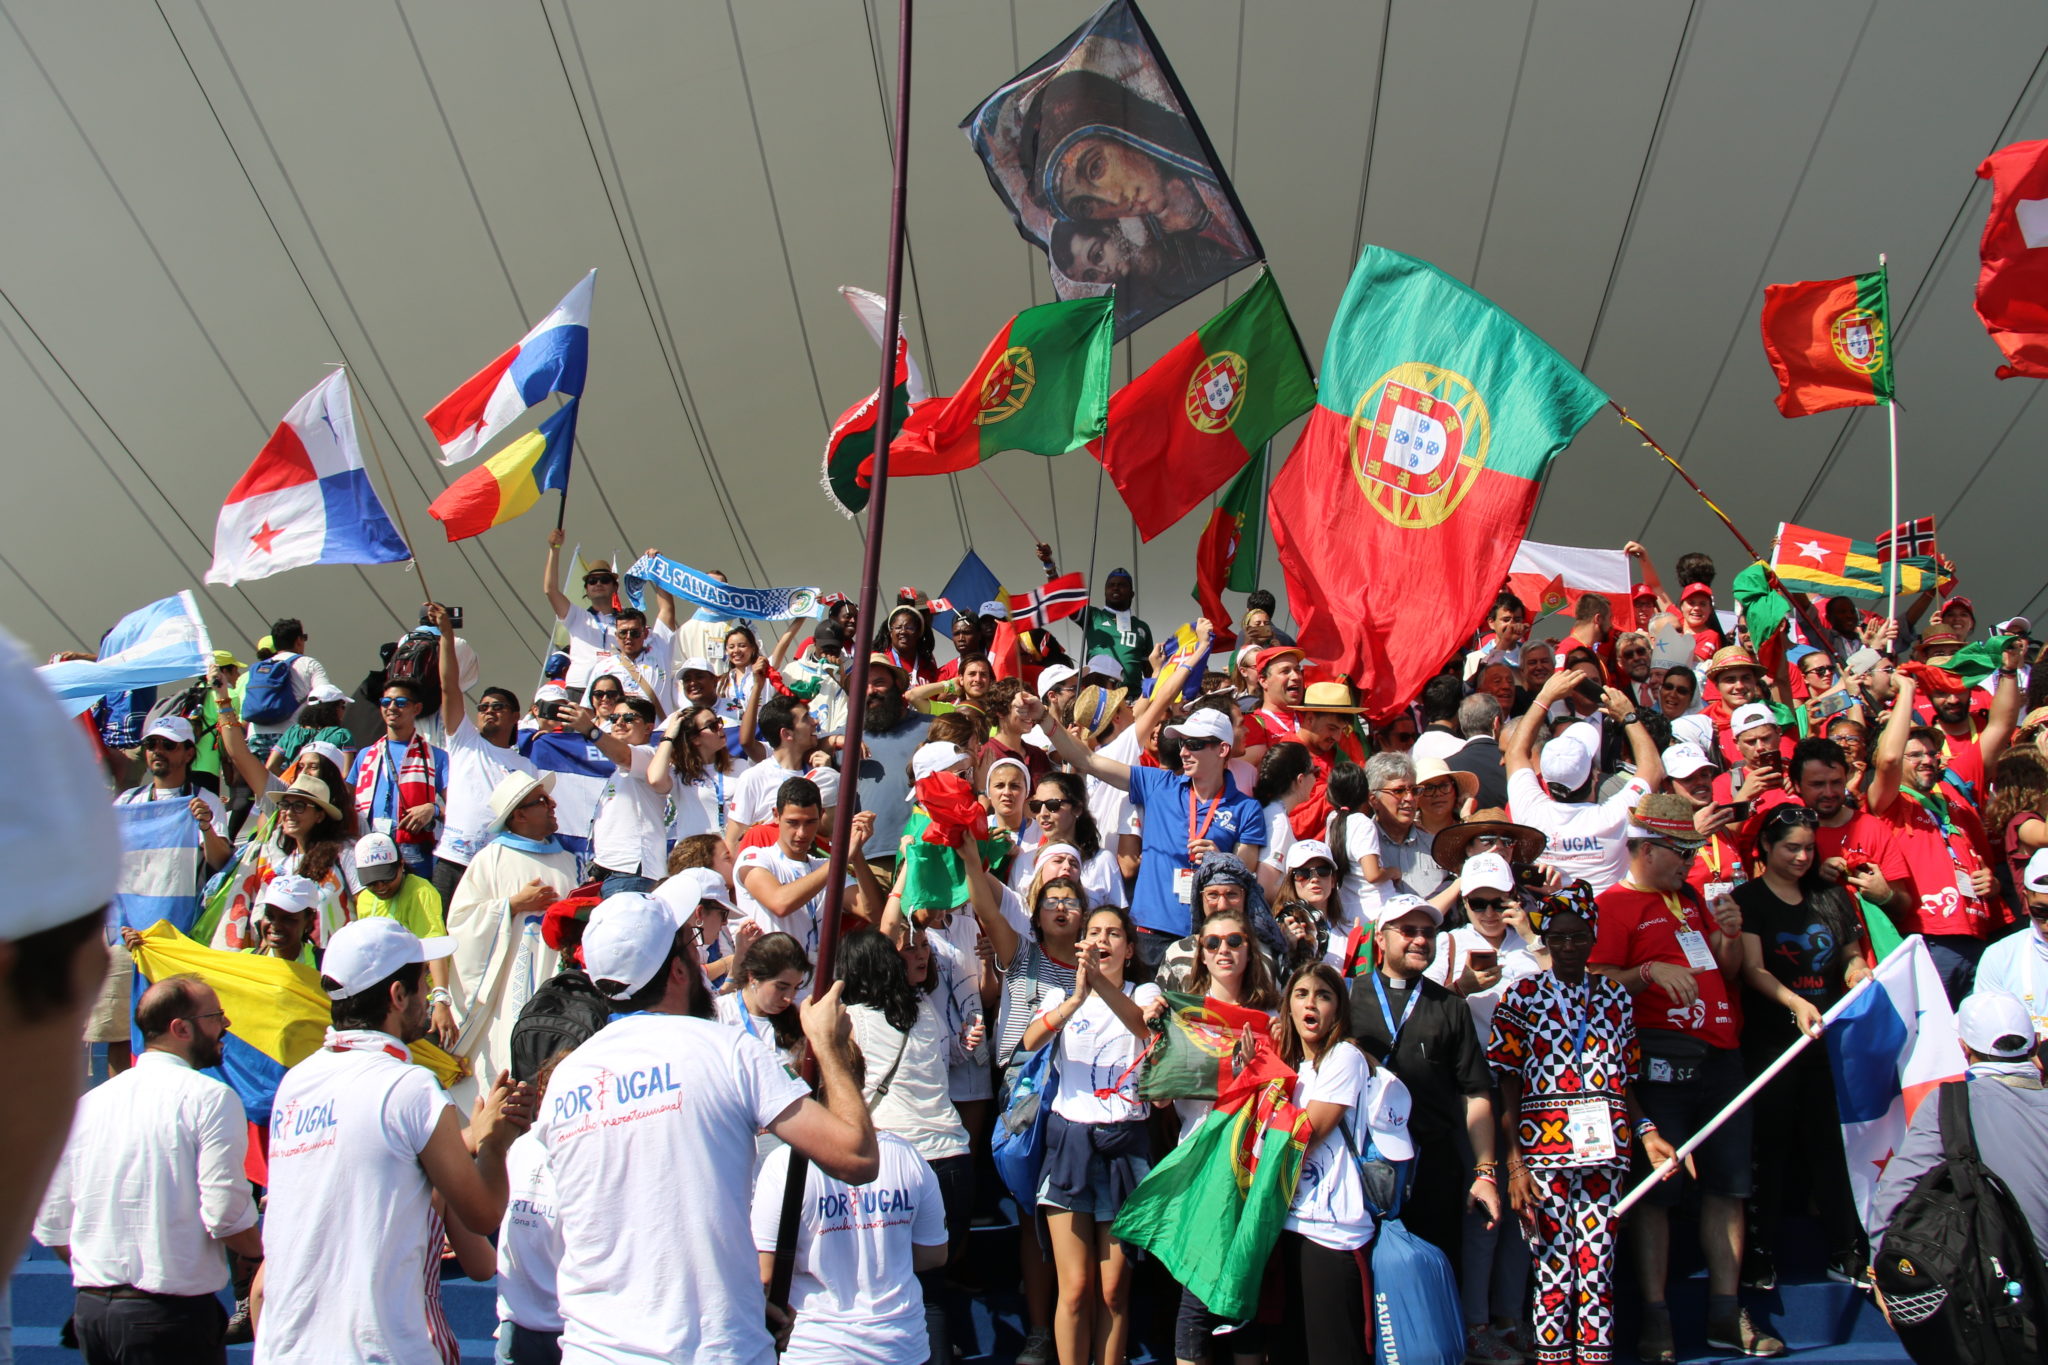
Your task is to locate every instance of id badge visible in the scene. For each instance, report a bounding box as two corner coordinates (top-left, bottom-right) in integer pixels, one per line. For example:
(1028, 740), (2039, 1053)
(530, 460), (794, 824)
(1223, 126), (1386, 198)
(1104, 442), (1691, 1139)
(1173, 868), (1194, 904)
(373, 816), (396, 836)
(1703, 881), (1735, 903)
(1956, 868), (1977, 902)
(1676, 929), (1716, 971)
(1564, 1099), (1617, 1165)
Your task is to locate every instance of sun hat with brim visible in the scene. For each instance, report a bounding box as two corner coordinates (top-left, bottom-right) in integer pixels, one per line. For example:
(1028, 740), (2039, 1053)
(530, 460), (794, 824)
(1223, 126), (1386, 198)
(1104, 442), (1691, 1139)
(1431, 808), (1546, 871)
(1296, 680), (1364, 714)
(1625, 793), (1707, 847)
(488, 771), (557, 830)
(280, 774), (342, 821)
(1071, 684), (1127, 739)
(1411, 755), (1479, 802)
(1913, 631), (1966, 659)
(1704, 645), (1763, 679)
(866, 652), (909, 686)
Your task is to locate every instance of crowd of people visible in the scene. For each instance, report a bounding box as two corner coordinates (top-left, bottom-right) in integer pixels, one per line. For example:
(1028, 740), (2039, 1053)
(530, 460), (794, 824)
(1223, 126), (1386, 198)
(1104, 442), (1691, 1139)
(7, 526), (2048, 1365)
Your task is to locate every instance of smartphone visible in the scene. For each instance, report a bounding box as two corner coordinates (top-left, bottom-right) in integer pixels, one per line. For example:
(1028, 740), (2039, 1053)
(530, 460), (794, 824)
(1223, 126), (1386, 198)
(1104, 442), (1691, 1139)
(1808, 691), (1855, 723)
(1468, 949), (1499, 973)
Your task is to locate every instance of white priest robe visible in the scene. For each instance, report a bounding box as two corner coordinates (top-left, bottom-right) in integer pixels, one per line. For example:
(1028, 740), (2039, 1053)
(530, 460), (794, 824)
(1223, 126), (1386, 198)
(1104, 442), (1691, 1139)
(444, 837), (578, 1108)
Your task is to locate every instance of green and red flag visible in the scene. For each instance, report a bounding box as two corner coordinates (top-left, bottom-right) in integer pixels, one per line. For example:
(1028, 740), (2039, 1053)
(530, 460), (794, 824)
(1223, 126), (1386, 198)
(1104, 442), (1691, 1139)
(1768, 521), (1949, 600)
(1112, 1079), (1310, 1321)
(821, 336), (912, 516)
(1136, 991), (1296, 1111)
(1759, 268), (1893, 417)
(858, 296), (1114, 486)
(1191, 450), (1266, 645)
(1268, 246), (1609, 722)
(1093, 272), (1316, 541)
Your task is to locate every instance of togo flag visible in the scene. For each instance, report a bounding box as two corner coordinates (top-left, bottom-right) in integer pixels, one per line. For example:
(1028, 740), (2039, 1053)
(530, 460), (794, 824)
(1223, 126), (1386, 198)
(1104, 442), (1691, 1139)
(1113, 1079), (1310, 1321)
(861, 295), (1115, 486)
(113, 799), (206, 936)
(1759, 268), (1894, 418)
(1769, 522), (1947, 600)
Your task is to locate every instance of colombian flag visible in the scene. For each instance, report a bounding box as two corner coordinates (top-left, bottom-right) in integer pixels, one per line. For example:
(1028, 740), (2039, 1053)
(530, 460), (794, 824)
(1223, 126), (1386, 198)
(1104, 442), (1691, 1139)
(427, 398), (578, 542)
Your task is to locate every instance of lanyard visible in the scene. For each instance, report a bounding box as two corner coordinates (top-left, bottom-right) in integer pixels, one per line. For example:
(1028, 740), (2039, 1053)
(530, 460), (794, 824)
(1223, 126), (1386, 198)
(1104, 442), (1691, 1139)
(1186, 787), (1225, 849)
(1549, 974), (1594, 1062)
(738, 1003), (760, 1038)
(1371, 971), (1418, 1047)
(1701, 837), (1726, 880)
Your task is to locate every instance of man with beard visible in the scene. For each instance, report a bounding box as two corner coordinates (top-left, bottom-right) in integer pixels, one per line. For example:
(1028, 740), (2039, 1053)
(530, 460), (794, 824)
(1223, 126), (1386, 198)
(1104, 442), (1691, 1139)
(1615, 631), (1656, 710)
(1238, 644), (1305, 764)
(36, 976), (260, 1360)
(848, 654), (929, 868)
(1914, 638), (2023, 802)
(258, 919), (532, 1362)
(1079, 567), (1152, 692)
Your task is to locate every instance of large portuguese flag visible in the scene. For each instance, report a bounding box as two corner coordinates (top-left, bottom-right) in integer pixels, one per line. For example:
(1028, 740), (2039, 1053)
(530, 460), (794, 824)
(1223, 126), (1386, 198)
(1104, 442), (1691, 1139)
(1758, 269), (1894, 418)
(1093, 271), (1316, 541)
(1268, 246), (1609, 721)
(858, 295), (1114, 486)
(821, 337), (913, 516)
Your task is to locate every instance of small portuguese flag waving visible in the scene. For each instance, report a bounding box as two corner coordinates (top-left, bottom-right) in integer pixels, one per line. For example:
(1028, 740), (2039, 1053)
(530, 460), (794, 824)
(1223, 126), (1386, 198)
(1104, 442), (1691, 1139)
(1759, 268), (1894, 417)
(1094, 271), (1317, 541)
(859, 295), (1114, 486)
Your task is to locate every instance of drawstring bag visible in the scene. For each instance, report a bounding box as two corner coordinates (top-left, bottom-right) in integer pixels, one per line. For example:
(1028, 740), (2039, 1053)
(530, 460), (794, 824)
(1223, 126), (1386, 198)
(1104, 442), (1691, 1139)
(992, 1039), (1060, 1209)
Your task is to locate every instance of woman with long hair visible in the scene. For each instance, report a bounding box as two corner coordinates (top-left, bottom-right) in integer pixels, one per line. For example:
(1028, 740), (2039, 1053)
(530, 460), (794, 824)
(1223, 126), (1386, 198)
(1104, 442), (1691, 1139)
(1252, 741), (1316, 896)
(1735, 804), (1871, 1287)
(1272, 961), (1409, 1365)
(713, 626), (786, 743)
(1413, 756), (1478, 858)
(1021, 906), (1166, 1365)
(837, 926), (974, 1364)
(1986, 746), (2048, 908)
(1012, 772), (1124, 909)
(714, 930), (810, 1065)
(666, 704), (748, 840)
(263, 769), (360, 944)
(1272, 840), (1342, 973)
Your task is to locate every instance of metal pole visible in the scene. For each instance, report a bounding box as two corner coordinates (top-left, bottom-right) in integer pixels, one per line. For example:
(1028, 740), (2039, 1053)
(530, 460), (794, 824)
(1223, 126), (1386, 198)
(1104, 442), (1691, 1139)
(1883, 253), (1899, 625)
(769, 0), (913, 1317)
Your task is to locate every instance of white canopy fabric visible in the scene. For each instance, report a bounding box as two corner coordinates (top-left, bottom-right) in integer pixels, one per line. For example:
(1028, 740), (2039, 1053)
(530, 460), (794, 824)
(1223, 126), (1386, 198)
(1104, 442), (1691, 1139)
(6, 0), (2046, 683)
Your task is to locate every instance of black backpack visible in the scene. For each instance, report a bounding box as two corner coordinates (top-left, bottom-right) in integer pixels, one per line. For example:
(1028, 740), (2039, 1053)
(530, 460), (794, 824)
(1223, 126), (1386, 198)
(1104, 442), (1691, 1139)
(383, 631), (443, 717)
(1874, 1080), (2048, 1365)
(508, 969), (613, 1082)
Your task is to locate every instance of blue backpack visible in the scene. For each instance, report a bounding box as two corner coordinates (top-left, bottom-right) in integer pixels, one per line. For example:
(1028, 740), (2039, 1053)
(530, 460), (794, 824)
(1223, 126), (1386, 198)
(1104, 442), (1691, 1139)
(241, 653), (301, 724)
(992, 1040), (1060, 1211)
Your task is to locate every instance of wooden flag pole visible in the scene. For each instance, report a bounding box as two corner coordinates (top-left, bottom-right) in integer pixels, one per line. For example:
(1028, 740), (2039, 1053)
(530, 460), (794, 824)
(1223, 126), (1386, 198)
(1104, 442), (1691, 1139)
(768, 0), (914, 1316)
(346, 368), (433, 604)
(1881, 253), (1900, 624)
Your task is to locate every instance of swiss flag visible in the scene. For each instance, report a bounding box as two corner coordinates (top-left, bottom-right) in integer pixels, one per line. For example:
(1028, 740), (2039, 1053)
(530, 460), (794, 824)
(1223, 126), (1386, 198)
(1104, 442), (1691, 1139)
(1975, 139), (2048, 378)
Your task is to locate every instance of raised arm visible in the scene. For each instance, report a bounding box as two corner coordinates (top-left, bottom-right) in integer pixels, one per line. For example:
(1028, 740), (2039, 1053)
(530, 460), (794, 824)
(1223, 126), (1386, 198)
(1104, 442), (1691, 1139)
(544, 529), (572, 621)
(1979, 642), (2024, 763)
(648, 709), (686, 788)
(429, 603), (465, 732)
(737, 659), (768, 762)
(1602, 685), (1664, 790)
(211, 684), (275, 796)
(1624, 540), (1671, 612)
(1866, 673), (1915, 816)
(1131, 617), (1215, 746)
(1506, 670), (1579, 774)
(1026, 692), (1130, 790)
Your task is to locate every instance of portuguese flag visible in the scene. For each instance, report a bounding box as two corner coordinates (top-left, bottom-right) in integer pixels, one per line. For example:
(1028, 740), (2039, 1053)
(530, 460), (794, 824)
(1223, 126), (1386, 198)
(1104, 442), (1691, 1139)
(821, 337), (913, 516)
(1094, 272), (1316, 541)
(1113, 1079), (1310, 1321)
(1759, 269), (1894, 418)
(859, 295), (1114, 486)
(1192, 451), (1266, 642)
(1768, 521), (1949, 600)
(1137, 991), (1296, 1111)
(1268, 246), (1609, 721)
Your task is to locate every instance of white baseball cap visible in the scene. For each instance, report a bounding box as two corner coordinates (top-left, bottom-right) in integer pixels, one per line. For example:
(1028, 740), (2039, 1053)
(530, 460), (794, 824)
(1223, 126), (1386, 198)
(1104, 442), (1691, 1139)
(534, 682), (570, 704)
(1729, 703), (1778, 738)
(298, 741), (351, 776)
(2023, 847), (2048, 895)
(1459, 852), (1516, 897)
(1036, 663), (1078, 696)
(1538, 723), (1599, 790)
(1995, 616), (2032, 636)
(652, 867), (733, 922)
(306, 683), (349, 705)
(1370, 892), (1442, 930)
(143, 715), (196, 745)
(354, 833), (402, 876)
(1285, 838), (1335, 872)
(805, 766), (842, 808)
(3, 628), (120, 938)
(258, 874), (323, 916)
(582, 892), (679, 1000)
(1357, 1067), (1416, 1161)
(1164, 709), (1234, 746)
(1083, 653), (1123, 678)
(676, 656), (715, 677)
(1661, 742), (1716, 779)
(321, 917), (454, 1000)
(912, 742), (969, 784)
(1957, 993), (2037, 1059)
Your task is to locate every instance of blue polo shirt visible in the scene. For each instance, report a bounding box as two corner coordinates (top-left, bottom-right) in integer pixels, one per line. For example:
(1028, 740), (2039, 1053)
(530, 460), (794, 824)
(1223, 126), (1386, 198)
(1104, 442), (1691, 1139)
(1126, 765), (1267, 938)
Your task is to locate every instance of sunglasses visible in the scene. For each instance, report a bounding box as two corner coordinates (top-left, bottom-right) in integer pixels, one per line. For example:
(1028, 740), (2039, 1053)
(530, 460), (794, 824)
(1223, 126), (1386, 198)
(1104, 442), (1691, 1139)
(378, 696), (417, 709)
(142, 737), (185, 751)
(1387, 923), (1439, 939)
(1765, 806), (1820, 830)
(476, 700), (513, 712)
(589, 690), (624, 701)
(1201, 932), (1247, 951)
(1294, 862), (1335, 879)
(1028, 798), (1073, 813)
(1650, 840), (1700, 863)
(1466, 897), (1511, 913)
(695, 723), (724, 736)
(515, 793), (553, 812)
(1178, 736), (1225, 752)
(1541, 930), (1594, 947)
(584, 575), (617, 586)
(612, 712), (652, 726)
(615, 628), (645, 640)
(2025, 902), (2048, 922)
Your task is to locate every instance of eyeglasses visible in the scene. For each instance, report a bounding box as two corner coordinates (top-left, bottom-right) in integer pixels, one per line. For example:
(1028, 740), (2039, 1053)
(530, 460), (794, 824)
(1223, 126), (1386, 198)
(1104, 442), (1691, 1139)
(184, 1010), (229, 1026)
(1028, 798), (1073, 813)
(378, 696), (417, 709)
(1541, 930), (1594, 947)
(1201, 932), (1247, 951)
(515, 793), (553, 812)
(1038, 896), (1082, 911)
(1465, 897), (1511, 913)
(278, 798), (321, 815)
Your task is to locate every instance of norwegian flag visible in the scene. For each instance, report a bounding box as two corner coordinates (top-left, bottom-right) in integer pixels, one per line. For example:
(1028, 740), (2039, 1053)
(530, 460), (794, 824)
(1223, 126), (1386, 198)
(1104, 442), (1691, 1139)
(1873, 516), (1937, 562)
(1007, 572), (1087, 628)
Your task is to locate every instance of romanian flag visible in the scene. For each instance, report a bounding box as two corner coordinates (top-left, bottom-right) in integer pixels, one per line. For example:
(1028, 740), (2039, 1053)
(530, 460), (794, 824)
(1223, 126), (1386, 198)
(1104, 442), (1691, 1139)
(1759, 269), (1894, 417)
(427, 399), (578, 541)
(860, 296), (1114, 486)
(1769, 521), (1948, 601)
(1113, 1079), (1310, 1321)
(128, 921), (466, 1181)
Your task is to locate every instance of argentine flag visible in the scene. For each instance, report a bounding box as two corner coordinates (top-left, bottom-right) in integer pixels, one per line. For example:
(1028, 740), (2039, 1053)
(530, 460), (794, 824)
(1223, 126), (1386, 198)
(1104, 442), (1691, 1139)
(112, 799), (206, 938)
(39, 591), (212, 718)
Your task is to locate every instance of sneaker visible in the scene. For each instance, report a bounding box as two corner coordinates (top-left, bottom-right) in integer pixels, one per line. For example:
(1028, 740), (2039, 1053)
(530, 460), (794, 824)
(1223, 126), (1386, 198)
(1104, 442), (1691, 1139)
(1493, 1321), (1535, 1360)
(223, 1301), (254, 1345)
(1464, 1325), (1521, 1363)
(1741, 1246), (1777, 1291)
(1827, 1253), (1874, 1290)
(1706, 1306), (1786, 1358)
(1016, 1328), (1055, 1365)
(1636, 1304), (1676, 1365)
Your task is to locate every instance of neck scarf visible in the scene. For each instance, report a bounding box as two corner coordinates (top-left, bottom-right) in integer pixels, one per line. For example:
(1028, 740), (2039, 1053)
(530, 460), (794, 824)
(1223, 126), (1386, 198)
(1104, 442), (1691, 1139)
(494, 830), (566, 855)
(324, 1026), (411, 1061)
(356, 734), (437, 848)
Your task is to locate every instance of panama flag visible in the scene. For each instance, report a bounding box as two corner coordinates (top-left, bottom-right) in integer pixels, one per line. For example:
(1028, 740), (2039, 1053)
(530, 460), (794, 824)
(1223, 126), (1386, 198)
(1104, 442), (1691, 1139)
(206, 370), (410, 586)
(1824, 937), (1967, 1231)
(425, 269), (594, 464)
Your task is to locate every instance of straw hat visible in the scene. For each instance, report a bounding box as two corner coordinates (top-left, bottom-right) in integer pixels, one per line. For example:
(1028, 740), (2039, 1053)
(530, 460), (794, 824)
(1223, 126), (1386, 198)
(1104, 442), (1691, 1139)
(1411, 755), (1478, 802)
(1430, 807), (1545, 871)
(1296, 679), (1364, 714)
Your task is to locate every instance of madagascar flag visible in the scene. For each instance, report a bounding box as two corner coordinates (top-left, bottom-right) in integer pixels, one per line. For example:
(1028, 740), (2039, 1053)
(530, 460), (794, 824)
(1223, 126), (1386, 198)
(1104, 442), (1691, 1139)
(821, 337), (913, 516)
(1769, 521), (1948, 600)
(859, 296), (1113, 485)
(1268, 247), (1608, 721)
(1094, 272), (1316, 541)
(1192, 451), (1265, 642)
(1759, 270), (1894, 417)
(427, 398), (577, 541)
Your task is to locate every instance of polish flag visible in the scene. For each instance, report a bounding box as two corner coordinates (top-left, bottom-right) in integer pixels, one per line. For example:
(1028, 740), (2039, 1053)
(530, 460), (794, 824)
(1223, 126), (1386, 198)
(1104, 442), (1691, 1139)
(425, 270), (593, 464)
(206, 370), (410, 586)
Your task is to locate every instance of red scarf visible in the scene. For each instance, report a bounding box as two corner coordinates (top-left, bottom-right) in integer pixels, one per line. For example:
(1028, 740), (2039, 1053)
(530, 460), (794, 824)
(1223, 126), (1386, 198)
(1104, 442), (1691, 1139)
(355, 734), (438, 848)
(913, 772), (991, 847)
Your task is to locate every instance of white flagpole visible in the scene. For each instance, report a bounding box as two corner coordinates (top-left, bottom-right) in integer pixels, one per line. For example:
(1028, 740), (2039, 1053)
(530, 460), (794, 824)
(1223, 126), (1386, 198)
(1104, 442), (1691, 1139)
(1613, 965), (1884, 1220)
(1882, 253), (1899, 625)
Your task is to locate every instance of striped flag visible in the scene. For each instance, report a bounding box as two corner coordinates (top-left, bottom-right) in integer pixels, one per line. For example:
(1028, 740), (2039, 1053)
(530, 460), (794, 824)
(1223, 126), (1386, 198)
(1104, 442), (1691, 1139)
(526, 731), (614, 864)
(1873, 515), (1938, 563)
(113, 799), (206, 937)
(1007, 572), (1087, 629)
(39, 591), (213, 718)
(1769, 521), (1949, 601)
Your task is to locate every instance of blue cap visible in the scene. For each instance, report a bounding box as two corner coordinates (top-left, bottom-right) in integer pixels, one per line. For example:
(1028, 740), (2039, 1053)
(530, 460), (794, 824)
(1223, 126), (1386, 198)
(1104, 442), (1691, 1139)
(1107, 567), (1132, 580)
(1785, 645), (1820, 664)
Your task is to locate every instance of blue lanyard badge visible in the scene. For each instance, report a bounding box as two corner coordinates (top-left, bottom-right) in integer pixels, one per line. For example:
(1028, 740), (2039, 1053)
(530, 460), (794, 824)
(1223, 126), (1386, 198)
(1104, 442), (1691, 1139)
(1372, 971), (1418, 1048)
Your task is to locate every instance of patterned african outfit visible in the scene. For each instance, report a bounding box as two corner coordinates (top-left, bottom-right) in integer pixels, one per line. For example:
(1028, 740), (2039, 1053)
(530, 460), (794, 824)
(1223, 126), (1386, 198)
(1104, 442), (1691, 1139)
(1487, 971), (1638, 1365)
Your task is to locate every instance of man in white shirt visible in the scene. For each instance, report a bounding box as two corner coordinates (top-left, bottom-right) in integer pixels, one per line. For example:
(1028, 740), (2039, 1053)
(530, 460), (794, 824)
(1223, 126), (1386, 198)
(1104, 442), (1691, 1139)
(593, 607), (676, 713)
(571, 697), (672, 895)
(37, 976), (260, 1360)
(427, 604), (539, 906)
(1971, 848), (2048, 1046)
(723, 696), (816, 848)
(1503, 668), (1663, 893)
(735, 777), (883, 961)
(544, 530), (622, 695)
(536, 893), (881, 1364)
(257, 918), (531, 1364)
